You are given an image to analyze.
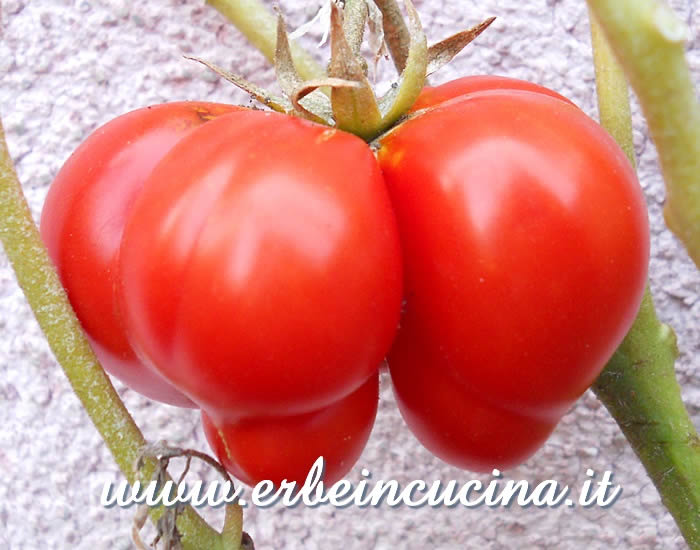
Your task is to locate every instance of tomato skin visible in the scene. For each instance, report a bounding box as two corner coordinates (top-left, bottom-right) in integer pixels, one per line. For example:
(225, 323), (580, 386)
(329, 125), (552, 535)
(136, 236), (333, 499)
(202, 372), (379, 487)
(411, 75), (575, 112)
(119, 110), (402, 419)
(379, 89), (649, 471)
(389, 319), (556, 471)
(40, 102), (240, 407)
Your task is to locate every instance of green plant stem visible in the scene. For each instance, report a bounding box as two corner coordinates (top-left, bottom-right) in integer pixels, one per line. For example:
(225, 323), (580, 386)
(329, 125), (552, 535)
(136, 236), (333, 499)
(586, 0), (700, 269)
(221, 502), (244, 550)
(0, 120), (224, 550)
(207, 0), (325, 81)
(589, 14), (636, 166)
(588, 14), (700, 549)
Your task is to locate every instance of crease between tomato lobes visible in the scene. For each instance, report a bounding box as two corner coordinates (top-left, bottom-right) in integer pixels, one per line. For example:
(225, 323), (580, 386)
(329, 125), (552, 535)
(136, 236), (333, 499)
(40, 102), (243, 407)
(379, 79), (649, 471)
(202, 371), (379, 487)
(118, 109), (403, 419)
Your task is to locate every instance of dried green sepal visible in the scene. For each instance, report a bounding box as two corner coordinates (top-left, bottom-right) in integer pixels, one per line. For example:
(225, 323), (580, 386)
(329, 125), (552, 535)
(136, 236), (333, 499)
(292, 77), (363, 123)
(373, 0), (411, 72)
(376, 0), (427, 132)
(274, 13), (304, 97)
(275, 13), (333, 123)
(195, 1), (495, 142)
(427, 17), (497, 76)
(365, 0), (388, 73)
(343, 0), (369, 57)
(185, 56), (292, 114)
(328, 1), (383, 140)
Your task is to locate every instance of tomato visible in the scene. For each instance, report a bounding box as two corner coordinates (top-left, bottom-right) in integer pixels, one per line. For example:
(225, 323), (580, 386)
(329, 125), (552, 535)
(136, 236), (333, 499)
(40, 102), (240, 407)
(118, 109), (402, 419)
(202, 371), (379, 487)
(379, 85), (649, 471)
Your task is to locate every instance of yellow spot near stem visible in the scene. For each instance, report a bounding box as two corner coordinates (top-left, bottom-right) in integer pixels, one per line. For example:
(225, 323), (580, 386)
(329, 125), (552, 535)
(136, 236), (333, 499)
(316, 129), (337, 144)
(380, 147), (405, 169)
(194, 106), (217, 122)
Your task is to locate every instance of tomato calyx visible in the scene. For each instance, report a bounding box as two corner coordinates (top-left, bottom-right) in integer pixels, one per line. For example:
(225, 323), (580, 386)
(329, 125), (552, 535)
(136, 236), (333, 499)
(187, 1), (495, 142)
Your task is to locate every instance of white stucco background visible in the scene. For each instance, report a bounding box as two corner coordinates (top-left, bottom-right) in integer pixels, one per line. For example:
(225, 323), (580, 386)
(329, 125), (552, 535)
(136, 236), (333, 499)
(1, 0), (698, 548)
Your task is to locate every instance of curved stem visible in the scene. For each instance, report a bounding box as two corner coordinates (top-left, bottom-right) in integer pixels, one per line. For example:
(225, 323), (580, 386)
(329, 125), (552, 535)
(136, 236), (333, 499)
(586, 0), (700, 269)
(588, 14), (700, 549)
(221, 503), (244, 550)
(0, 120), (223, 550)
(206, 0), (325, 81)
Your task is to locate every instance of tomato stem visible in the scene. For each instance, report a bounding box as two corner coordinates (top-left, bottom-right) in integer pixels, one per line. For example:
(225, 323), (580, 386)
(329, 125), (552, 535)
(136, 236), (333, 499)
(588, 13), (700, 548)
(0, 120), (226, 550)
(221, 502), (245, 550)
(586, 0), (700, 270)
(206, 0), (326, 81)
(588, 14), (636, 166)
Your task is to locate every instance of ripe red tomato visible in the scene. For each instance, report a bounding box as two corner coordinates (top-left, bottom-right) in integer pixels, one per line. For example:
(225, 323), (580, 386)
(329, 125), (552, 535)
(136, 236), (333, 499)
(118, 109), (402, 419)
(41, 102), (240, 407)
(379, 84), (649, 471)
(202, 372), (379, 487)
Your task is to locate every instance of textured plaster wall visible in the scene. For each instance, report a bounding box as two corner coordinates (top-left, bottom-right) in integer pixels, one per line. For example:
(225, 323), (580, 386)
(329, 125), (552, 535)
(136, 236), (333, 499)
(0, 1), (698, 549)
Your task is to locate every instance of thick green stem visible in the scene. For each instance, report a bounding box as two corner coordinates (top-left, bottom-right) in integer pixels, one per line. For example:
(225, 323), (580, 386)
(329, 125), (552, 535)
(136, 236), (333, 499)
(588, 14), (700, 549)
(207, 0), (325, 81)
(0, 120), (223, 550)
(586, 0), (700, 269)
(594, 293), (700, 548)
(589, 14), (636, 166)
(221, 503), (244, 550)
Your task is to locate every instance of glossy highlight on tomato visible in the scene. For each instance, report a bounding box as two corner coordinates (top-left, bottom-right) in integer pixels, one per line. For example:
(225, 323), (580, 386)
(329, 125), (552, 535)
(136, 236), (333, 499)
(379, 80), (649, 471)
(40, 102), (241, 407)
